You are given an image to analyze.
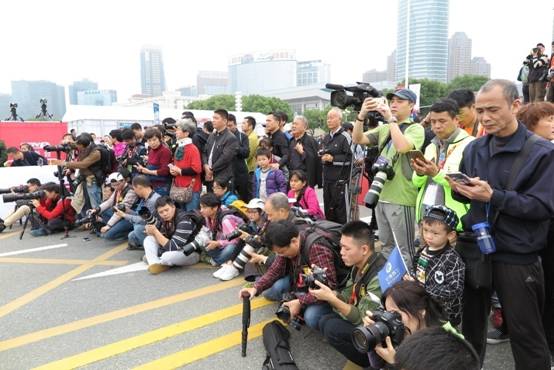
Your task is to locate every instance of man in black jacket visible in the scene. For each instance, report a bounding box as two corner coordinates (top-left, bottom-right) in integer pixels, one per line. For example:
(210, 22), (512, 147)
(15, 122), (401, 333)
(202, 109), (239, 186)
(321, 108), (352, 224)
(288, 115), (321, 188)
(448, 79), (554, 370)
(265, 112), (289, 174)
(227, 114), (251, 201)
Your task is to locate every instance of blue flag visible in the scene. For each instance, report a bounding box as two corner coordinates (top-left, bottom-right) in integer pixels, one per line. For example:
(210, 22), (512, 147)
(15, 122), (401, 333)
(378, 246), (408, 293)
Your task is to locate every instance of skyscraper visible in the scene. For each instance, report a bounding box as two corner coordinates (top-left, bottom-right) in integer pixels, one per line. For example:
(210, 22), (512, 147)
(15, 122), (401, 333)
(470, 57), (491, 78)
(396, 0), (450, 83)
(387, 50), (397, 82)
(197, 71), (228, 95)
(140, 47), (166, 97)
(68, 79), (98, 105)
(297, 60), (331, 87)
(448, 32), (472, 82)
(362, 69), (388, 83)
(11, 80), (66, 120)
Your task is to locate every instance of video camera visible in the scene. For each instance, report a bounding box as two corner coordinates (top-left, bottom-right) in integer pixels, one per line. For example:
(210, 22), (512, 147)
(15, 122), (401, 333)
(326, 82), (385, 128)
(2, 190), (45, 204)
(351, 309), (405, 353)
(0, 185), (29, 195)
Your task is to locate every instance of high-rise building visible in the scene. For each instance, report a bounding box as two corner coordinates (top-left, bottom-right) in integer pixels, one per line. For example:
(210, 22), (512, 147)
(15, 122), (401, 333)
(362, 69), (388, 83)
(177, 86), (198, 97)
(77, 90), (117, 106)
(297, 60), (331, 87)
(396, 0), (449, 83)
(0, 93), (11, 120)
(387, 50), (397, 82)
(68, 79), (98, 105)
(470, 57), (491, 78)
(228, 50), (297, 94)
(197, 71), (228, 95)
(10, 80), (66, 120)
(448, 32), (472, 82)
(140, 47), (166, 97)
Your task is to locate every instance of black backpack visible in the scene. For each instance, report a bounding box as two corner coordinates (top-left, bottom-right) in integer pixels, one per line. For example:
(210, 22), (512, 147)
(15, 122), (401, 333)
(296, 219), (350, 289)
(262, 320), (299, 370)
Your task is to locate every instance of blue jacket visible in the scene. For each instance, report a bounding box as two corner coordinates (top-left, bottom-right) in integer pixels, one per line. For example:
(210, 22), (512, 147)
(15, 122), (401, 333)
(253, 167), (287, 198)
(453, 123), (554, 264)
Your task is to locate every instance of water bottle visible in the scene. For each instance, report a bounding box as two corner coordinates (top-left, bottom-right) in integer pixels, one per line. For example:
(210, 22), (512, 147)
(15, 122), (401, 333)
(472, 222), (496, 254)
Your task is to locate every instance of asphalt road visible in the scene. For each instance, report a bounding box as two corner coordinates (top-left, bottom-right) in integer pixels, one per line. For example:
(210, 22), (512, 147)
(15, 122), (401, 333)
(0, 211), (514, 370)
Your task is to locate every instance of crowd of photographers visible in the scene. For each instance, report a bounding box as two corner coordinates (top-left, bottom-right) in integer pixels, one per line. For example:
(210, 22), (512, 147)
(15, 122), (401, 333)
(1, 77), (553, 369)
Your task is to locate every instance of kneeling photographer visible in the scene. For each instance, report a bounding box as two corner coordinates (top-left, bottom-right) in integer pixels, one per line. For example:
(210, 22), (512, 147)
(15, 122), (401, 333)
(355, 280), (447, 368)
(352, 89), (425, 267)
(143, 196), (203, 275)
(29, 182), (76, 237)
(310, 221), (386, 368)
(238, 220), (337, 330)
(122, 175), (161, 250)
(0, 178), (42, 233)
(87, 171), (138, 241)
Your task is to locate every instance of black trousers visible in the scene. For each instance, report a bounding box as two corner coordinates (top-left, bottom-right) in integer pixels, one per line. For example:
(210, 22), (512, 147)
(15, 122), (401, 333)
(541, 240), (554, 351)
(234, 171), (251, 202)
(323, 180), (348, 224)
(462, 260), (550, 370)
(319, 312), (369, 367)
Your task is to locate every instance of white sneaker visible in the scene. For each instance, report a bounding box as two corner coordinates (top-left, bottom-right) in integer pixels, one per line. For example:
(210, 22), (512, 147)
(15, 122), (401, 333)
(218, 265), (240, 281)
(212, 265), (227, 279)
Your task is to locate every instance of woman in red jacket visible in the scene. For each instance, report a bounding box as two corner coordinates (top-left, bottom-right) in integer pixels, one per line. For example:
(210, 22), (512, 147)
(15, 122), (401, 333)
(287, 170), (324, 219)
(30, 182), (76, 236)
(169, 119), (202, 210)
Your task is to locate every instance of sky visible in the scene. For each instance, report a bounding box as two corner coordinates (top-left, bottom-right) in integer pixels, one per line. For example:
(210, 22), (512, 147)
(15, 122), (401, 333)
(1, 0), (553, 103)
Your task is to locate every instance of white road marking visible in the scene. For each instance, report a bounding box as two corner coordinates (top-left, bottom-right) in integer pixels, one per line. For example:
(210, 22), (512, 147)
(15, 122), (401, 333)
(73, 262), (148, 281)
(0, 243), (68, 257)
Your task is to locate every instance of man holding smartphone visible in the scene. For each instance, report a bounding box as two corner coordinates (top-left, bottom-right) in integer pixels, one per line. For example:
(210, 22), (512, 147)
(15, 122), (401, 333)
(410, 98), (474, 232)
(352, 89), (424, 267)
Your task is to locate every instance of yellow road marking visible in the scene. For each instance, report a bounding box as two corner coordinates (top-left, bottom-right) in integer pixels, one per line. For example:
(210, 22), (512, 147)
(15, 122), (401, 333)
(343, 360), (363, 370)
(0, 257), (128, 266)
(134, 319), (274, 370)
(0, 231), (18, 240)
(0, 279), (244, 352)
(33, 298), (274, 370)
(0, 243), (127, 320)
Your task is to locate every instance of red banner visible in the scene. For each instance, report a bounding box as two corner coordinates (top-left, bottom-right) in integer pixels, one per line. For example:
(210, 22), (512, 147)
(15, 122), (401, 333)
(0, 121), (68, 159)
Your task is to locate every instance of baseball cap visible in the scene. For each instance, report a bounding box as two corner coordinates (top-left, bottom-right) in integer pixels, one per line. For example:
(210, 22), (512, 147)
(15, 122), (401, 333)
(246, 198), (265, 210)
(106, 172), (125, 184)
(386, 89), (417, 103)
(423, 205), (459, 230)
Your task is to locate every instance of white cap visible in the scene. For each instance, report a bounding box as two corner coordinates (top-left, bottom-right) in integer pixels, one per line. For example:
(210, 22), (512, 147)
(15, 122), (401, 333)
(246, 198), (265, 210)
(105, 172), (124, 184)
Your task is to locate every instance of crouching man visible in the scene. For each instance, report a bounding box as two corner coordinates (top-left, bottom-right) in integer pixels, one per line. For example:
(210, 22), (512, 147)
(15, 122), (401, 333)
(144, 196), (202, 274)
(238, 220), (337, 330)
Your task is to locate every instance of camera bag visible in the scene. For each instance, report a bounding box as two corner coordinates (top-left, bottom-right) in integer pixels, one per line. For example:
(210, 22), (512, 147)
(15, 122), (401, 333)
(262, 320), (299, 370)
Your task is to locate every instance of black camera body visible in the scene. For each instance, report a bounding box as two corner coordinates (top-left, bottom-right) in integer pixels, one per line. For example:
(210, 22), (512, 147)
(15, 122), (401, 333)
(138, 207), (157, 225)
(298, 265), (327, 292)
(2, 190), (45, 204)
(352, 309), (405, 353)
(275, 293), (304, 331)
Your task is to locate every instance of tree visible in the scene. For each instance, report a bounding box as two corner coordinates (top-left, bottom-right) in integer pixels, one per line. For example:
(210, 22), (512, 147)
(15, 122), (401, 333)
(186, 94), (293, 119)
(447, 75), (489, 93)
(409, 78), (448, 108)
(186, 95), (235, 111)
(303, 106), (332, 130)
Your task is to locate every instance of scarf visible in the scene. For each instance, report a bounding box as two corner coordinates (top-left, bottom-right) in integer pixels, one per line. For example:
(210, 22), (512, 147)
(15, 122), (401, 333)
(174, 138), (192, 161)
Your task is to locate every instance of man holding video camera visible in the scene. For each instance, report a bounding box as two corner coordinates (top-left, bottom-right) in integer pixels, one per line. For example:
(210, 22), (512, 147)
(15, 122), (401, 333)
(143, 196), (202, 274)
(238, 220), (337, 330)
(0, 178), (42, 233)
(352, 89), (424, 267)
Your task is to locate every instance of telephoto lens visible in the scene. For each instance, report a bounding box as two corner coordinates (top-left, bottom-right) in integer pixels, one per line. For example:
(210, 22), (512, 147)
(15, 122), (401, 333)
(2, 190), (45, 204)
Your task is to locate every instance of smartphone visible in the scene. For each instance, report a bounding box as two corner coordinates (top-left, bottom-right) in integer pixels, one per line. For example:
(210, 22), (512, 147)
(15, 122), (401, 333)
(407, 150), (425, 163)
(446, 172), (472, 185)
